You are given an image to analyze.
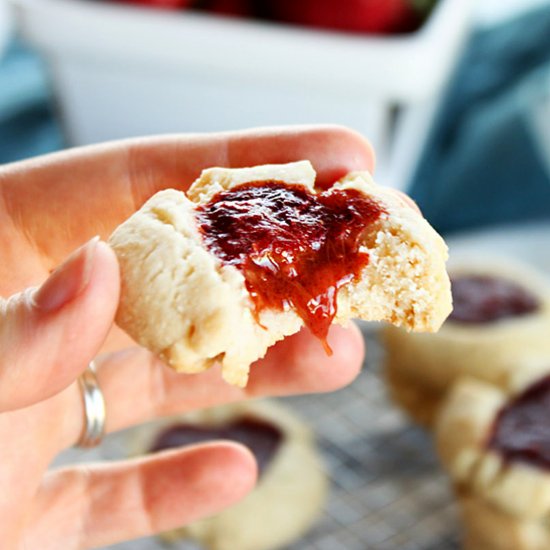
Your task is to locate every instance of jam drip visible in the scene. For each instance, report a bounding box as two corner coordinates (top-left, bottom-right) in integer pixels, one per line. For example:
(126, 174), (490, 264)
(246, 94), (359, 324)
(449, 275), (539, 324)
(488, 374), (550, 470)
(149, 417), (283, 475)
(196, 181), (384, 347)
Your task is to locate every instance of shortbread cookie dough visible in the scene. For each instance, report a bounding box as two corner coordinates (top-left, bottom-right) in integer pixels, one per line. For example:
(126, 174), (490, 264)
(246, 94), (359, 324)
(383, 257), (550, 426)
(130, 400), (327, 550)
(110, 161), (451, 387)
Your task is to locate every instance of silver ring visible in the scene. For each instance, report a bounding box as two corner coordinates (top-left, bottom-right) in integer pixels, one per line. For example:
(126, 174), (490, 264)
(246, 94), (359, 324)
(76, 360), (106, 448)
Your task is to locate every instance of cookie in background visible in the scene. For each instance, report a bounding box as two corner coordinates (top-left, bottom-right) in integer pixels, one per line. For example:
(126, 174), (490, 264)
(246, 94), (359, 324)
(382, 255), (550, 427)
(435, 367), (550, 550)
(128, 399), (328, 550)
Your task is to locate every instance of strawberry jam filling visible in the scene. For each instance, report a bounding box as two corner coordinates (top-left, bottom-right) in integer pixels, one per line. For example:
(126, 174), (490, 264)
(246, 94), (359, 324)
(195, 181), (385, 350)
(449, 275), (539, 324)
(149, 417), (283, 475)
(488, 374), (550, 470)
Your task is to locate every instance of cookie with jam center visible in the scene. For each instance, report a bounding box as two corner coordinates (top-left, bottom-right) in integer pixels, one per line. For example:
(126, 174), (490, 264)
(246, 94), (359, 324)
(436, 372), (550, 550)
(383, 257), (550, 427)
(128, 399), (327, 550)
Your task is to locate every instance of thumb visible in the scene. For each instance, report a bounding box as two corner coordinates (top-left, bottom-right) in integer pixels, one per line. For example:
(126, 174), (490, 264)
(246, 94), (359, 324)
(0, 238), (119, 412)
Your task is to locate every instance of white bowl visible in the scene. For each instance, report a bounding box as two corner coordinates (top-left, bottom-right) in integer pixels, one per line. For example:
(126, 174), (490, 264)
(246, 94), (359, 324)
(12, 0), (474, 188)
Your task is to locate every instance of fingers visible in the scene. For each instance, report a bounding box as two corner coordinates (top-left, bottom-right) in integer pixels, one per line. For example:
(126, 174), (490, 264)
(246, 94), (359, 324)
(0, 125), (375, 268)
(61, 323), (364, 448)
(26, 443), (256, 550)
(0, 239), (119, 412)
(246, 321), (365, 393)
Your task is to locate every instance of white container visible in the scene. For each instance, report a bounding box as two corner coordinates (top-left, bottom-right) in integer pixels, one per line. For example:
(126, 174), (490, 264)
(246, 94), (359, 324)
(0, 0), (14, 59)
(13, 0), (473, 188)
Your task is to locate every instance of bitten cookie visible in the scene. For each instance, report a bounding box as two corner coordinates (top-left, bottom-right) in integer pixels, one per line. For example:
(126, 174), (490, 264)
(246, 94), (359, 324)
(383, 257), (550, 426)
(110, 160), (451, 387)
(130, 400), (327, 550)
(436, 371), (550, 550)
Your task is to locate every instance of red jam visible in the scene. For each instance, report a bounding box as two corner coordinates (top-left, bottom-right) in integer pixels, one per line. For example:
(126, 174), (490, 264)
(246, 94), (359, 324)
(449, 275), (539, 324)
(196, 181), (384, 349)
(149, 417), (283, 475)
(488, 374), (550, 470)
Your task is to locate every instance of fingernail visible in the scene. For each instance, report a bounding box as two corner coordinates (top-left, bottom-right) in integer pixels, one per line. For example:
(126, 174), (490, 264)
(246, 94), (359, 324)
(34, 236), (100, 313)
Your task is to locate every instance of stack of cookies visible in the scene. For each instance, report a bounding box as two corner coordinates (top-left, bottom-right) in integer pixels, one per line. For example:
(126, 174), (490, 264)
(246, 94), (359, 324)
(383, 256), (550, 550)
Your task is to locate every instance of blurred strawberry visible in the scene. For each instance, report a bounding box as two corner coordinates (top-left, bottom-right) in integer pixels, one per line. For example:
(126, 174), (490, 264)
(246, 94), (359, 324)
(265, 0), (421, 35)
(204, 0), (251, 17)
(115, 0), (194, 9)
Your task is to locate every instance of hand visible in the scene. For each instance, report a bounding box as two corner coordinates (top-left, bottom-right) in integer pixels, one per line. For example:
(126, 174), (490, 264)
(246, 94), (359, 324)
(0, 126), (373, 549)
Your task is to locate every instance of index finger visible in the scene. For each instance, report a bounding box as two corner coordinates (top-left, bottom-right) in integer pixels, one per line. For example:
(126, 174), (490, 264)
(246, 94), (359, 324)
(0, 125), (375, 265)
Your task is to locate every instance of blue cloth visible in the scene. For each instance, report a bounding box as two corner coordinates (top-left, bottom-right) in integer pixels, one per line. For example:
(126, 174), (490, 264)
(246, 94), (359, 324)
(0, 40), (64, 164)
(409, 6), (550, 234)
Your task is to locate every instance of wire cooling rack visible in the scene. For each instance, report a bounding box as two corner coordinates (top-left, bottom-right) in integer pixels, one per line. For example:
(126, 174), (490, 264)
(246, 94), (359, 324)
(55, 325), (461, 550)
(282, 326), (460, 550)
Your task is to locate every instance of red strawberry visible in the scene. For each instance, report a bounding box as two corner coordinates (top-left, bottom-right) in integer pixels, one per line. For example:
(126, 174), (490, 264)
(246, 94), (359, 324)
(115, 0), (194, 10)
(265, 0), (420, 35)
(205, 0), (251, 17)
